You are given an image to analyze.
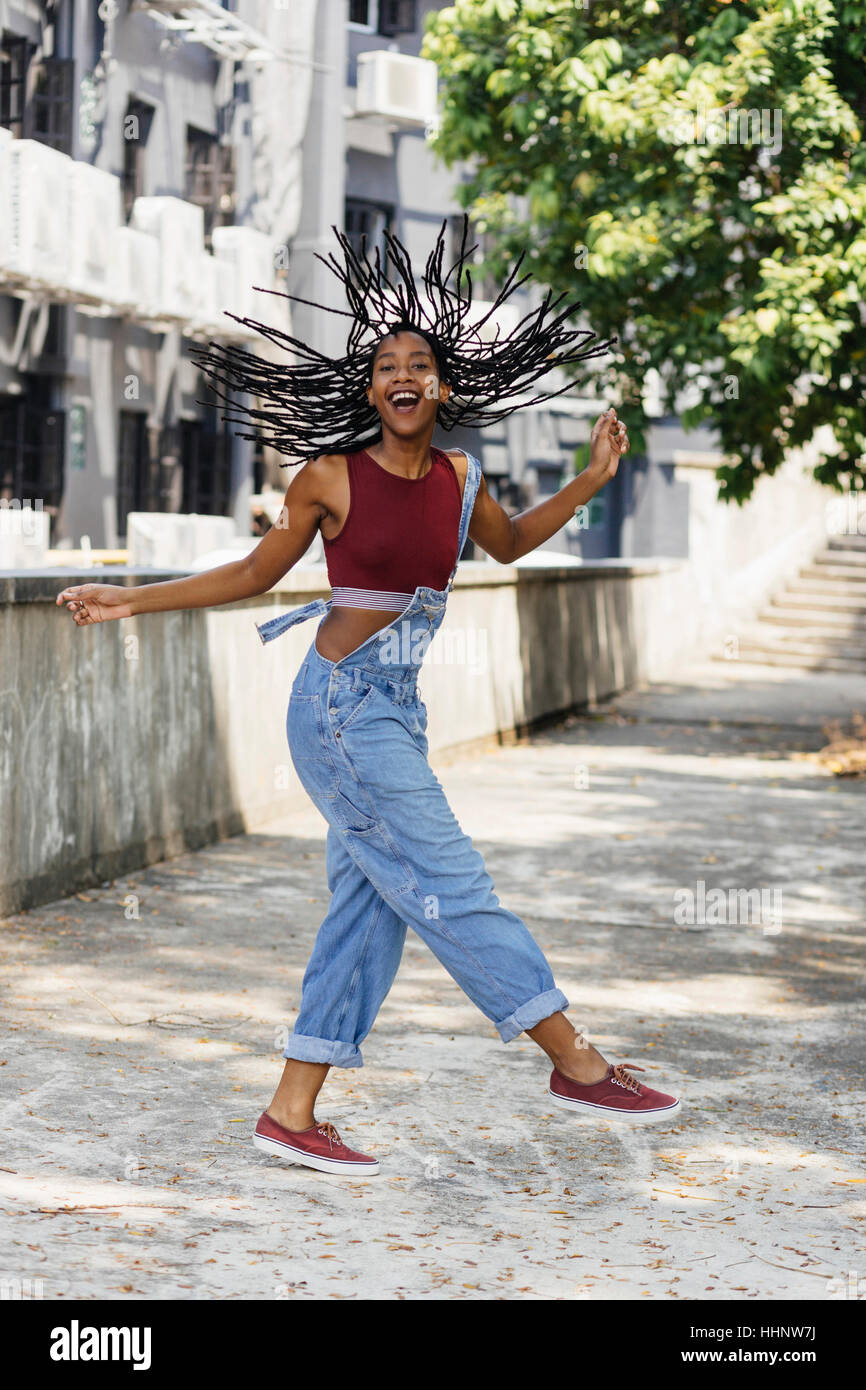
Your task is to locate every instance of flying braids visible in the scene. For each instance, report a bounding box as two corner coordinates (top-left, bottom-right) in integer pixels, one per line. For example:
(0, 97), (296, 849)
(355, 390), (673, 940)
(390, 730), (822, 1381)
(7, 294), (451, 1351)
(188, 213), (616, 464)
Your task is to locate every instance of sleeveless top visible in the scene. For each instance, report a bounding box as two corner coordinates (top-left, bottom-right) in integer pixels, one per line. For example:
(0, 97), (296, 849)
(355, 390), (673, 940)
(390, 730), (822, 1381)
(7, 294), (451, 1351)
(323, 446), (463, 609)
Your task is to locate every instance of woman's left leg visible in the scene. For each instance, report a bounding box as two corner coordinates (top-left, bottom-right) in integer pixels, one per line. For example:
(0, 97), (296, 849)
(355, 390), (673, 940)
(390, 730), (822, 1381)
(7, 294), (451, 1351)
(279, 824), (408, 1069)
(265, 824), (407, 1133)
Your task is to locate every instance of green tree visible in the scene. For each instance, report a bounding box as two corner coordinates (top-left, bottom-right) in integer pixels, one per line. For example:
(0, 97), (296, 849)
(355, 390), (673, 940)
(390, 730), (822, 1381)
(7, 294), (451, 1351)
(423, 0), (866, 501)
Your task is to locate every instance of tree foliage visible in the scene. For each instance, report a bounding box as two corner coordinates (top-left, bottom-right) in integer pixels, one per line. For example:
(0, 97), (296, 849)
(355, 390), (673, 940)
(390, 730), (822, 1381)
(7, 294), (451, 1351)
(422, 0), (866, 501)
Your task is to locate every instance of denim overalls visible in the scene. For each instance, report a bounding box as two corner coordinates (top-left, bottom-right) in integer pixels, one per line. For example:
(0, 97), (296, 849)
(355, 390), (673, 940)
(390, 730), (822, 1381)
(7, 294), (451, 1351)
(256, 450), (569, 1067)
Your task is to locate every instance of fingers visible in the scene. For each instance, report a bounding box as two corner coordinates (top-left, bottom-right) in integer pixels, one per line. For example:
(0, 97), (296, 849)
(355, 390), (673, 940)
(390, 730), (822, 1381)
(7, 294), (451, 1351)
(591, 406), (617, 440)
(593, 408), (629, 455)
(56, 585), (95, 624)
(56, 585), (92, 606)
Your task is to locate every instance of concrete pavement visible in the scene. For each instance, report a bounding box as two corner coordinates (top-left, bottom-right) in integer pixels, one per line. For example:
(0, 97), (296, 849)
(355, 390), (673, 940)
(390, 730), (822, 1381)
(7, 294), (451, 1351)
(2, 658), (864, 1300)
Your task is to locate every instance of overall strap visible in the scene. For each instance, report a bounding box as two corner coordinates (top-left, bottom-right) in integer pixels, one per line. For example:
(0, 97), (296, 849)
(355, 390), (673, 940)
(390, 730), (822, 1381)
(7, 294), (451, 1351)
(256, 596), (331, 644)
(446, 451), (482, 589)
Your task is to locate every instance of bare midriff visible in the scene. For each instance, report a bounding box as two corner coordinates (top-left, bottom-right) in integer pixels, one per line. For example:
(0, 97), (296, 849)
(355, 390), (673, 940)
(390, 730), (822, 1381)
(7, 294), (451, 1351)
(314, 604), (409, 663)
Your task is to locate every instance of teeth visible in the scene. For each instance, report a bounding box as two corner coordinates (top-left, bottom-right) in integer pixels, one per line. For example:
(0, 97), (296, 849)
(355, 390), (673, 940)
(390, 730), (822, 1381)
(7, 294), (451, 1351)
(391, 394), (419, 404)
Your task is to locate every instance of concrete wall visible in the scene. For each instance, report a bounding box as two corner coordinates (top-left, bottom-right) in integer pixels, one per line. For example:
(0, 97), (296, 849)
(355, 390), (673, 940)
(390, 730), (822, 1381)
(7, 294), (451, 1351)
(1, 557), (700, 916)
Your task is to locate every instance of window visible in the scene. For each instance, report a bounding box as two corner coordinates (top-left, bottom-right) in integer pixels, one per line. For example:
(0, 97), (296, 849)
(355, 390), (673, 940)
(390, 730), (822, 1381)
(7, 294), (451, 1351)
(116, 411), (154, 538)
(378, 0), (417, 36)
(0, 31), (32, 137)
(345, 198), (393, 268)
(0, 378), (65, 537)
(180, 420), (232, 516)
(180, 379), (232, 516)
(26, 57), (74, 153)
(121, 98), (155, 222)
(348, 1), (376, 27)
(1, 34), (72, 152)
(185, 125), (235, 246)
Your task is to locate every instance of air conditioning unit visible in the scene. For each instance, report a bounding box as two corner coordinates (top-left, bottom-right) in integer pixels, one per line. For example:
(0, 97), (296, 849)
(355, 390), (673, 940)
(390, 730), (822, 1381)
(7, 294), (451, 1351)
(214, 255), (238, 332)
(2, 139), (71, 291)
(0, 502), (50, 569)
(67, 161), (124, 309)
(186, 251), (237, 339)
(211, 225), (280, 337)
(463, 299), (522, 345)
(126, 512), (238, 569)
(111, 226), (162, 318)
(130, 196), (205, 322)
(355, 51), (438, 128)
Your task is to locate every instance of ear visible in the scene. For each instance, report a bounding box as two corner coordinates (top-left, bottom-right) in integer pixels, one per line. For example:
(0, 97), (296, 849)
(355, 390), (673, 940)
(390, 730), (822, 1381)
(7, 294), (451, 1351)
(439, 381), (452, 403)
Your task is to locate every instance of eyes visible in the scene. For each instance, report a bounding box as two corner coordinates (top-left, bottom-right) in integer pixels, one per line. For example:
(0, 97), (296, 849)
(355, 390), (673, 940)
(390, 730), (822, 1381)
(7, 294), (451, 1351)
(376, 361), (430, 372)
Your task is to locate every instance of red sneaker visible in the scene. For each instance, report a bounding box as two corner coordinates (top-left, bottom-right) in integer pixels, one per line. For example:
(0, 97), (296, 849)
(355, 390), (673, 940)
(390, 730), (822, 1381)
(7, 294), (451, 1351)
(549, 1062), (681, 1125)
(252, 1112), (380, 1175)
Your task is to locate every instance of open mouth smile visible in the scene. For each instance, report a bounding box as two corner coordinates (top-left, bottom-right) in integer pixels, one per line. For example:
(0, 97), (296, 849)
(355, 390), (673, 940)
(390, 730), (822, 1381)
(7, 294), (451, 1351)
(388, 391), (421, 414)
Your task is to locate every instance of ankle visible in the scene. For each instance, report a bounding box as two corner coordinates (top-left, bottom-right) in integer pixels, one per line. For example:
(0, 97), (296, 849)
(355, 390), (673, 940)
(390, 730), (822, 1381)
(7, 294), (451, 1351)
(266, 1104), (316, 1133)
(552, 1040), (609, 1084)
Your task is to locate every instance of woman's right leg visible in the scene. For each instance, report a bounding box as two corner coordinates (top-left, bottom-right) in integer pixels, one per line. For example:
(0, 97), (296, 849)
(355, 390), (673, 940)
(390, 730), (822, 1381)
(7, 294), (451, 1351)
(267, 1059), (330, 1132)
(267, 822), (408, 1119)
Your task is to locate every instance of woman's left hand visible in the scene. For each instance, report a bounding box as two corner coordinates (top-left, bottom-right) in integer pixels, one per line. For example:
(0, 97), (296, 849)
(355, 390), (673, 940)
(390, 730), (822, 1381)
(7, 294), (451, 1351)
(589, 407), (629, 482)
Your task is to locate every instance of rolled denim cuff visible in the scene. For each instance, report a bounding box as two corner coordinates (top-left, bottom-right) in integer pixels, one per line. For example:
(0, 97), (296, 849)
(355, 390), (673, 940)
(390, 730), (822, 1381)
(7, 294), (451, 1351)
(496, 987), (570, 1043)
(283, 1033), (363, 1068)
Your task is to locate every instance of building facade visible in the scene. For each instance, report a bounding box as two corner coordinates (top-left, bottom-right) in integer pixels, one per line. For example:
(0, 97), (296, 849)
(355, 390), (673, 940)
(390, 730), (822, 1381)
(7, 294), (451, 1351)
(0, 0), (317, 551)
(0, 0), (717, 561)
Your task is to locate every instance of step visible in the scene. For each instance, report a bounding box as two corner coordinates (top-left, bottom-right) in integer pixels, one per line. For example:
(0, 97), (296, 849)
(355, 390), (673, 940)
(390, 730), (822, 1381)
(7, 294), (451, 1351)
(814, 548), (866, 569)
(788, 579), (866, 602)
(801, 563), (866, 585)
(758, 605), (866, 632)
(828, 534), (866, 552)
(735, 626), (866, 659)
(771, 588), (866, 614)
(715, 644), (866, 673)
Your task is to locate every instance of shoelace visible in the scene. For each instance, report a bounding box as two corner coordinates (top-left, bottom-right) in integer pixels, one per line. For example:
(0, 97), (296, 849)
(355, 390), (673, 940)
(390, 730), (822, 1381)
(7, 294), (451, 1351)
(612, 1063), (646, 1095)
(316, 1122), (342, 1150)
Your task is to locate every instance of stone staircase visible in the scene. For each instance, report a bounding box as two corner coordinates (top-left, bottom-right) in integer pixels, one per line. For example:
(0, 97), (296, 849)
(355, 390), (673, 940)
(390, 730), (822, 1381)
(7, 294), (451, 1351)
(719, 535), (866, 673)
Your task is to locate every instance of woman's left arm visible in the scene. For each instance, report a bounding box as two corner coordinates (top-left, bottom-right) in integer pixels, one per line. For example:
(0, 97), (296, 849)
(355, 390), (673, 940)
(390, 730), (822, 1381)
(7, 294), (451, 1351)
(467, 408), (629, 564)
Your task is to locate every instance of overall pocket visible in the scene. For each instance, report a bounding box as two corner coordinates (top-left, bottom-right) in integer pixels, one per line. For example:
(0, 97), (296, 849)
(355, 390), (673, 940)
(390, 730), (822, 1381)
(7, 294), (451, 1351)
(286, 693), (339, 796)
(324, 683), (381, 832)
(326, 681), (377, 737)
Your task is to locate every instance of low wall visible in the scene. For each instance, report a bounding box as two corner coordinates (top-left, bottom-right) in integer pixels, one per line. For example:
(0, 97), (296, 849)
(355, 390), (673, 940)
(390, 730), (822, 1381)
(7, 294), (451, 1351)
(1, 557), (700, 915)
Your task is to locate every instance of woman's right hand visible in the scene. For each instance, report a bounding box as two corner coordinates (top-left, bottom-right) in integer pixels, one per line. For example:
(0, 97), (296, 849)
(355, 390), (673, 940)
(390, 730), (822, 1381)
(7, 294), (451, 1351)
(56, 583), (135, 626)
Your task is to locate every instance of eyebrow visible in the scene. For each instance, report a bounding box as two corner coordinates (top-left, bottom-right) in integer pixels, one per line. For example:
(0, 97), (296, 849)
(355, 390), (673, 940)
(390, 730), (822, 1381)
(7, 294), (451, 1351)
(375, 349), (433, 362)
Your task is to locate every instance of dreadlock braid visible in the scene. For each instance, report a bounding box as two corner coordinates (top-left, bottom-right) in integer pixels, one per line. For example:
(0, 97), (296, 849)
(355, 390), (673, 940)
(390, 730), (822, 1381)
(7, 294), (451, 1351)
(188, 214), (616, 465)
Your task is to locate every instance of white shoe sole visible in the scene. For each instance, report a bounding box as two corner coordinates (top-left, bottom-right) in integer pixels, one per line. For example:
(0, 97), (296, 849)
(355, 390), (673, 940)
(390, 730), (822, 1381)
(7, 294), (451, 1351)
(550, 1089), (683, 1125)
(253, 1132), (380, 1175)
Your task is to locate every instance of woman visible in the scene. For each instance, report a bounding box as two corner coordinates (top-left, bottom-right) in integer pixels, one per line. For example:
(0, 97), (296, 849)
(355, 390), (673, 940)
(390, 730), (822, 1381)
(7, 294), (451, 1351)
(57, 220), (681, 1176)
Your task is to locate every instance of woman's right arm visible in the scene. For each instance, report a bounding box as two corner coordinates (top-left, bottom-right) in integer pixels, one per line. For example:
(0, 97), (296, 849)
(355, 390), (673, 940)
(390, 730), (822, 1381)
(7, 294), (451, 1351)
(56, 457), (333, 627)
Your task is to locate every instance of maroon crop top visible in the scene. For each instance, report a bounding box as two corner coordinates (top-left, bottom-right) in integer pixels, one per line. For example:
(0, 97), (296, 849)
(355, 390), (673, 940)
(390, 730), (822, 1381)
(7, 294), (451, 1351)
(323, 447), (462, 609)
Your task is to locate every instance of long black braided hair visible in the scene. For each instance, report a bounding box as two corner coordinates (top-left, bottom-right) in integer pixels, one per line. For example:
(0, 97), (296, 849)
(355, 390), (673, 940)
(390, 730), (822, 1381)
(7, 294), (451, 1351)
(189, 214), (616, 465)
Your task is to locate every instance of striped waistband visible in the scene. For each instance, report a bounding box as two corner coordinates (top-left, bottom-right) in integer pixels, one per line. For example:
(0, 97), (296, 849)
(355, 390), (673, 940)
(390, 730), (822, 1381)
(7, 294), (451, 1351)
(330, 587), (415, 611)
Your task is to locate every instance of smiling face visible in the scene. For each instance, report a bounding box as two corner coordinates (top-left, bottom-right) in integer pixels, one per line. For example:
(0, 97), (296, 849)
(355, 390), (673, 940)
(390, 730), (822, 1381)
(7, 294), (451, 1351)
(366, 330), (451, 437)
